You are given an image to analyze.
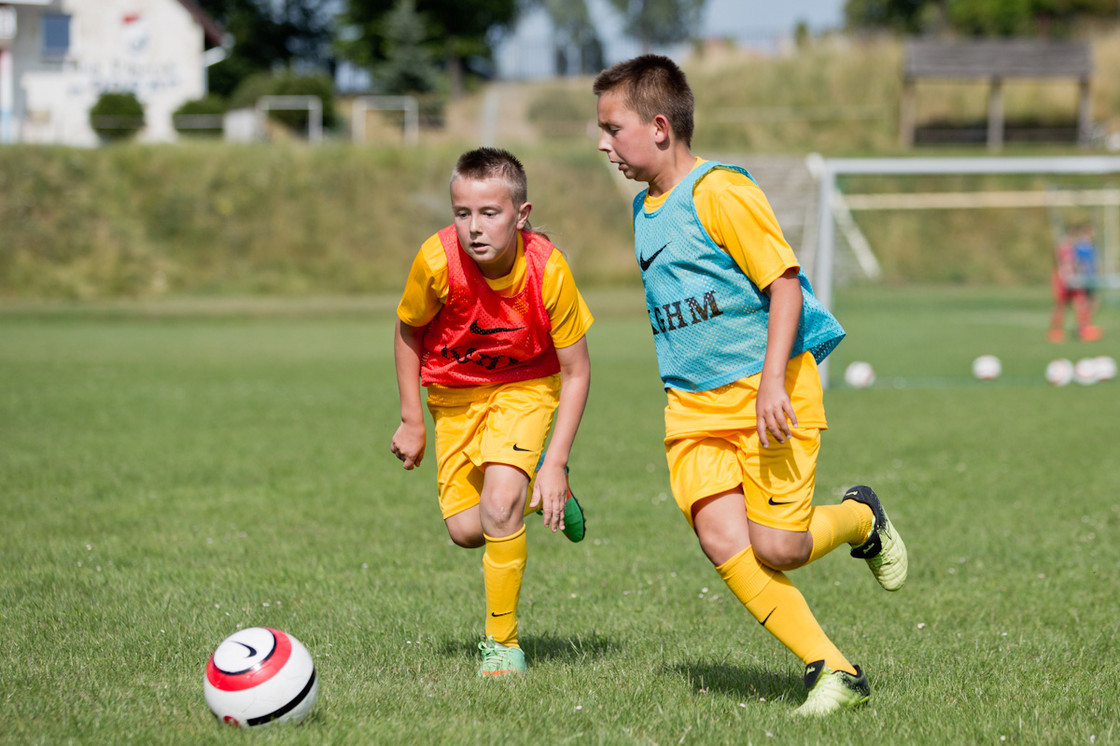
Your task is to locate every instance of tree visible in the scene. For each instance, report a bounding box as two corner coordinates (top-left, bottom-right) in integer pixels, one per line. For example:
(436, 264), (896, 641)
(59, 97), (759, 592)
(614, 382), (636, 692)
(946, 0), (1032, 36)
(842, 0), (939, 34)
(374, 0), (440, 94)
(339, 0), (518, 96)
(193, 0), (336, 98)
(605, 0), (707, 52)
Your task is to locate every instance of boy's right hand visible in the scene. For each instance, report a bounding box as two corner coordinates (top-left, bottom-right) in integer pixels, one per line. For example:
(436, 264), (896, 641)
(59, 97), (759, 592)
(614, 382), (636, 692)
(390, 422), (426, 469)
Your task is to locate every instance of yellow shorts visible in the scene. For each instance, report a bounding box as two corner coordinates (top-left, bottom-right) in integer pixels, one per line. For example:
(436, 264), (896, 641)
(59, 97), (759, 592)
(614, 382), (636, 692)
(426, 375), (560, 519)
(665, 427), (820, 532)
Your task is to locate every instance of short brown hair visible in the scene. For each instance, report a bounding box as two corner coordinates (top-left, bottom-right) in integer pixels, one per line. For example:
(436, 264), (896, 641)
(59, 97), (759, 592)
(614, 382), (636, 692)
(593, 55), (694, 147)
(451, 147), (528, 206)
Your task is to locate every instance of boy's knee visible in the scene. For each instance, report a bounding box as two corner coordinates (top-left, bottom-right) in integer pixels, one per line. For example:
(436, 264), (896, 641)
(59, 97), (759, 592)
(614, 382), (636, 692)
(480, 488), (526, 532)
(480, 501), (516, 527)
(446, 523), (483, 548)
(753, 539), (812, 571)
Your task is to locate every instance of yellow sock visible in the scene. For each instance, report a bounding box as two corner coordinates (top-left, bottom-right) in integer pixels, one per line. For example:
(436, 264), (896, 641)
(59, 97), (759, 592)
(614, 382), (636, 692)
(806, 501), (874, 564)
(716, 546), (855, 675)
(482, 526), (526, 647)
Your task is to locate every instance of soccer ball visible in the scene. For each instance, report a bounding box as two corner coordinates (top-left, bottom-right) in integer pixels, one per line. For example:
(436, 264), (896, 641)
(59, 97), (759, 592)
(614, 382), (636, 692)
(844, 361), (875, 389)
(972, 355), (1001, 381)
(1073, 357), (1101, 385)
(1094, 355), (1117, 382)
(204, 627), (318, 728)
(1045, 358), (1074, 387)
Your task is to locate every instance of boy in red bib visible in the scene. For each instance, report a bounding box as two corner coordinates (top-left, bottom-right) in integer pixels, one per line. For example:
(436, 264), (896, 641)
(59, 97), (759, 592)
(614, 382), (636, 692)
(392, 148), (594, 677)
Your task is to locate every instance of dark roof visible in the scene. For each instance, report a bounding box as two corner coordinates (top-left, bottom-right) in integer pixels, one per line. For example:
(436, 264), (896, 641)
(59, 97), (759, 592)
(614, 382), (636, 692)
(176, 0), (226, 47)
(904, 40), (1091, 80)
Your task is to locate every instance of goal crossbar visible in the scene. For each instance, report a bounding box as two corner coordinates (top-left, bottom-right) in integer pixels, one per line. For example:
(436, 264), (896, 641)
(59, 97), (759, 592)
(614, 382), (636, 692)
(843, 188), (1120, 211)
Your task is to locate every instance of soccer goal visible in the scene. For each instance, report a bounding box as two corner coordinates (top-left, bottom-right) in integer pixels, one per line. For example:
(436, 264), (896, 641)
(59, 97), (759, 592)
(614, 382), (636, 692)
(350, 95), (419, 145)
(255, 95), (323, 143)
(813, 155), (1120, 309)
(809, 155), (1120, 387)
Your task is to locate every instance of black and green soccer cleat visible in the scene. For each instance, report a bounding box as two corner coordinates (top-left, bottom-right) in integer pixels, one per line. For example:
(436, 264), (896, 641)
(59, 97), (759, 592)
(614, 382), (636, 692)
(843, 485), (908, 591)
(793, 660), (871, 716)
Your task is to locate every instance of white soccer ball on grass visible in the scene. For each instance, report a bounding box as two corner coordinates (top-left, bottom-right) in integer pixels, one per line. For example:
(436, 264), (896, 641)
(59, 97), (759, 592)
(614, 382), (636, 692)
(844, 361), (875, 389)
(1045, 358), (1074, 387)
(1094, 355), (1116, 382)
(1073, 357), (1102, 385)
(972, 355), (1002, 381)
(204, 627), (318, 728)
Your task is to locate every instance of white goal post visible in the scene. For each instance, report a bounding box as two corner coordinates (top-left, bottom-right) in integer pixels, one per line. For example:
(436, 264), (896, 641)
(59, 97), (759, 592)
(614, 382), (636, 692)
(255, 95), (323, 143)
(350, 95), (419, 145)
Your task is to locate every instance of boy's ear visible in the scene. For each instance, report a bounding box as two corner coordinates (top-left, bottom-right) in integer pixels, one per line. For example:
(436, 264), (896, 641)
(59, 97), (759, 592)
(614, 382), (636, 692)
(652, 114), (672, 145)
(516, 200), (533, 229)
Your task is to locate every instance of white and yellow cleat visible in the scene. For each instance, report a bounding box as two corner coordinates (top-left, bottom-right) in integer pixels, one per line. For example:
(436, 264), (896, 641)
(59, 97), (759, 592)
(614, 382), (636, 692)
(793, 661), (870, 716)
(844, 485), (908, 591)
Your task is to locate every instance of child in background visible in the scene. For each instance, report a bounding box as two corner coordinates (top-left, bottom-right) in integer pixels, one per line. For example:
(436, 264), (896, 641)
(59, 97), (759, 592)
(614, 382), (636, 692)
(391, 147), (593, 677)
(593, 55), (907, 715)
(1050, 223), (1102, 342)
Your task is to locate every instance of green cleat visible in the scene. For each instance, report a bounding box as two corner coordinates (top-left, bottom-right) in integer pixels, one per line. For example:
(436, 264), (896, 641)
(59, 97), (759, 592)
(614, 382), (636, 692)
(793, 661), (870, 716)
(843, 485), (908, 592)
(476, 637), (526, 678)
(561, 484), (586, 543)
(534, 455), (586, 543)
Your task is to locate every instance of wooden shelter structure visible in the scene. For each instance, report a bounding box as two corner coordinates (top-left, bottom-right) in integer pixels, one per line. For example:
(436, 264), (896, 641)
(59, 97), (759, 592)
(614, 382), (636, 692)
(900, 40), (1092, 151)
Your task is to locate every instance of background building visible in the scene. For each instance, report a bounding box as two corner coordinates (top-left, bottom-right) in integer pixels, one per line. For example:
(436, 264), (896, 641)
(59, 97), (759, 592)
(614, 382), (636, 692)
(0, 0), (224, 145)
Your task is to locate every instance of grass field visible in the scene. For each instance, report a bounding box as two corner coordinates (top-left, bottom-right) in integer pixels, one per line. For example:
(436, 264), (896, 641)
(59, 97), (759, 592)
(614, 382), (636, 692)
(3, 286), (1120, 745)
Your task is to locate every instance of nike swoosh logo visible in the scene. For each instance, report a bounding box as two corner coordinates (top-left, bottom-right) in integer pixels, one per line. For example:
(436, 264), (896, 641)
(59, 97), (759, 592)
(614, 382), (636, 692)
(470, 320), (524, 335)
(759, 607), (776, 627)
(490, 611), (513, 617)
(235, 641), (258, 657)
(768, 497), (793, 506)
(638, 243), (668, 271)
(512, 444), (531, 452)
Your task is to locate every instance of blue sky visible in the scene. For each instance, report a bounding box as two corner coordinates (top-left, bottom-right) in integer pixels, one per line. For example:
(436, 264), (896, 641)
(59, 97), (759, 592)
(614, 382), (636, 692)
(701, 0), (847, 38)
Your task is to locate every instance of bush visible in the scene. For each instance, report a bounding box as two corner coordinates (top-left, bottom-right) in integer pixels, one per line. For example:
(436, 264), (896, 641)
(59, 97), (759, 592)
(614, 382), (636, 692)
(173, 96), (226, 138)
(89, 92), (145, 142)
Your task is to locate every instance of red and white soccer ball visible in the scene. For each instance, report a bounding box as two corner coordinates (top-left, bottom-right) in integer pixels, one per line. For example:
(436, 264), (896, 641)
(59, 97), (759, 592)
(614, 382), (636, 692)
(204, 627), (318, 728)
(843, 361), (876, 389)
(972, 354), (1002, 381)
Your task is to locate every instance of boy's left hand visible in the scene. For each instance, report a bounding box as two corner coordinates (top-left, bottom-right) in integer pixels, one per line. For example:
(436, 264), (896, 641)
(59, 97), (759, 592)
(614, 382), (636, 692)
(756, 377), (797, 449)
(529, 462), (568, 533)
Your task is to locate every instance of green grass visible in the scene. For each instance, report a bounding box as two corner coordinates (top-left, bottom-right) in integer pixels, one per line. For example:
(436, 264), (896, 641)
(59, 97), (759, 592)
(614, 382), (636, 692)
(3, 286), (1120, 744)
